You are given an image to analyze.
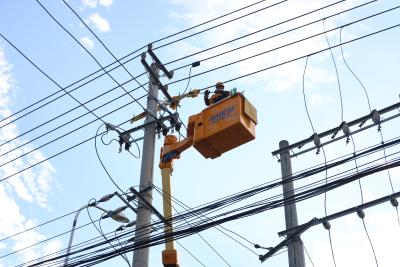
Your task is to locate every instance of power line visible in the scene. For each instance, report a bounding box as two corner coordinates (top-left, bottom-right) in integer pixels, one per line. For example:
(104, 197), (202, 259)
(1, 22), (399, 184)
(164, 0), (351, 68)
(0, 0), (349, 135)
(152, 185), (260, 257)
(1, 2), (394, 161)
(0, 0), (375, 146)
(0, 96), (144, 169)
(153, 0), (288, 50)
(0, 90), (146, 159)
(32, 158), (400, 266)
(35, 0), (147, 112)
(14, 140), (400, 265)
(0, 33), (105, 124)
(0, 0), (284, 128)
(5, 132), (392, 247)
(166, 7), (400, 89)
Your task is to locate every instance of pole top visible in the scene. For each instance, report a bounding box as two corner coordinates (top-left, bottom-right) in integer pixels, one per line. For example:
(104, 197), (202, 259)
(279, 140), (289, 148)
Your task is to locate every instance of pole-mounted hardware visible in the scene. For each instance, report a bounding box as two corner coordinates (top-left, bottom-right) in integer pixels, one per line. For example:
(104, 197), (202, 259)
(141, 47), (173, 103)
(271, 101), (400, 158)
(147, 43), (174, 79)
(278, 191), (400, 237)
(259, 218), (317, 263)
(130, 187), (168, 225)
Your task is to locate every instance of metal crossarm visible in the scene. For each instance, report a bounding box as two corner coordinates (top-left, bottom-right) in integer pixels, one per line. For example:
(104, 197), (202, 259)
(259, 218), (317, 263)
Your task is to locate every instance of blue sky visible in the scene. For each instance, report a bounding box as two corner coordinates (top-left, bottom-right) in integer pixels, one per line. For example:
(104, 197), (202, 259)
(0, 0), (400, 266)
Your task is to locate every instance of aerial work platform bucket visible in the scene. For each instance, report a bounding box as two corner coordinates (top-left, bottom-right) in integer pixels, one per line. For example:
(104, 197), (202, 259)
(187, 93), (257, 159)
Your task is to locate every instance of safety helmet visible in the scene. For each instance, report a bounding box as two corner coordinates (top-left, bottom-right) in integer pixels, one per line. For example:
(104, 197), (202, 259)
(215, 81), (224, 89)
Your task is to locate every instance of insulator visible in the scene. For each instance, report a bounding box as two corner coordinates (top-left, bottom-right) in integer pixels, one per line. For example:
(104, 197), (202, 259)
(341, 121), (350, 137)
(313, 133), (321, 148)
(323, 221), (331, 230)
(357, 209), (365, 219)
(371, 110), (381, 125)
(98, 193), (115, 203)
(390, 197), (399, 207)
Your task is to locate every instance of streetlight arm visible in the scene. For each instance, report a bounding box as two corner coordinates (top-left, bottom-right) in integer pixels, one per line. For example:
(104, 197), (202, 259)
(64, 205), (88, 266)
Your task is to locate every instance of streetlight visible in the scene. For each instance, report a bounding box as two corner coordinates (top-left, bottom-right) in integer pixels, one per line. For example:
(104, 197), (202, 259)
(63, 202), (130, 266)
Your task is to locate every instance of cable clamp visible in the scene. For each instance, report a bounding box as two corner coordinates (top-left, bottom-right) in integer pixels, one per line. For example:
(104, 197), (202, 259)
(322, 221), (331, 230)
(356, 209), (365, 219)
(341, 121), (351, 144)
(105, 122), (117, 131)
(371, 109), (381, 131)
(390, 197), (399, 207)
(312, 133), (321, 154)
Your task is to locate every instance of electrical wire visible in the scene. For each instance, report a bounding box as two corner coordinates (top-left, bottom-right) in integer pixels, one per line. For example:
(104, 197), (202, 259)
(0, 0), (384, 154)
(0, 0), (355, 133)
(378, 131), (400, 226)
(61, 0), (188, 136)
(6, 130), (391, 248)
(12, 129), (400, 264)
(302, 52), (337, 267)
(32, 158), (400, 266)
(340, 22), (400, 226)
(339, 27), (372, 112)
(165, 0), (351, 68)
(323, 18), (344, 122)
(302, 56), (316, 133)
(350, 135), (379, 266)
(0, 208), (83, 243)
(2, 22), (399, 185)
(86, 200), (131, 267)
(154, 187), (232, 266)
(35, 0), (147, 112)
(0, 96), (144, 169)
(360, 212), (379, 267)
(95, 124), (128, 194)
(322, 148), (337, 267)
(0, 33), (105, 124)
(0, 218), (102, 260)
(15, 146), (400, 265)
(153, 185), (260, 257)
(0, 0), (289, 129)
(0, 91), (147, 159)
(3, 0), (286, 140)
(153, 0), (288, 50)
(303, 244), (315, 267)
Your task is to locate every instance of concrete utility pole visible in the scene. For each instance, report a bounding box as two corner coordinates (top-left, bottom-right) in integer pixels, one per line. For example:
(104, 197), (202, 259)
(132, 62), (159, 267)
(279, 140), (305, 267)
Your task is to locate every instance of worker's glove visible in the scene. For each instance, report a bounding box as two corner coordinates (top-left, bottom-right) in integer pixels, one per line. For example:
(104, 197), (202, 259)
(204, 90), (210, 96)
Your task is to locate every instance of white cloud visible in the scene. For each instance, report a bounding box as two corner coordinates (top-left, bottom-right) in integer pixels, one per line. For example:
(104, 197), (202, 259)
(310, 94), (334, 108)
(82, 0), (98, 8)
(99, 0), (113, 7)
(80, 36), (95, 50)
(42, 240), (63, 256)
(81, 0), (113, 8)
(0, 47), (59, 264)
(87, 13), (111, 32)
(168, 0), (358, 92)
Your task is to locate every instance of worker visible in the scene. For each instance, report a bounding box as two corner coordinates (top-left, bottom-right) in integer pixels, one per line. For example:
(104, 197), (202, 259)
(204, 82), (231, 106)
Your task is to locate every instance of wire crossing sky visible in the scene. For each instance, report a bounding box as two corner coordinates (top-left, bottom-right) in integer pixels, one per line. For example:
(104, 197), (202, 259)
(0, 0), (400, 266)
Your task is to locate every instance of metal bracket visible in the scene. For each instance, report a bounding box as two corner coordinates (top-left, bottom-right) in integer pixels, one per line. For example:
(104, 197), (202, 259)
(130, 187), (169, 226)
(259, 218), (317, 263)
(141, 58), (173, 102)
(271, 101), (400, 157)
(147, 43), (174, 79)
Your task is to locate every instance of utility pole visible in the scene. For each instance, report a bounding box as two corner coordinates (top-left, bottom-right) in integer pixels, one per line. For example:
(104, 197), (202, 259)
(132, 61), (159, 267)
(279, 140), (305, 267)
